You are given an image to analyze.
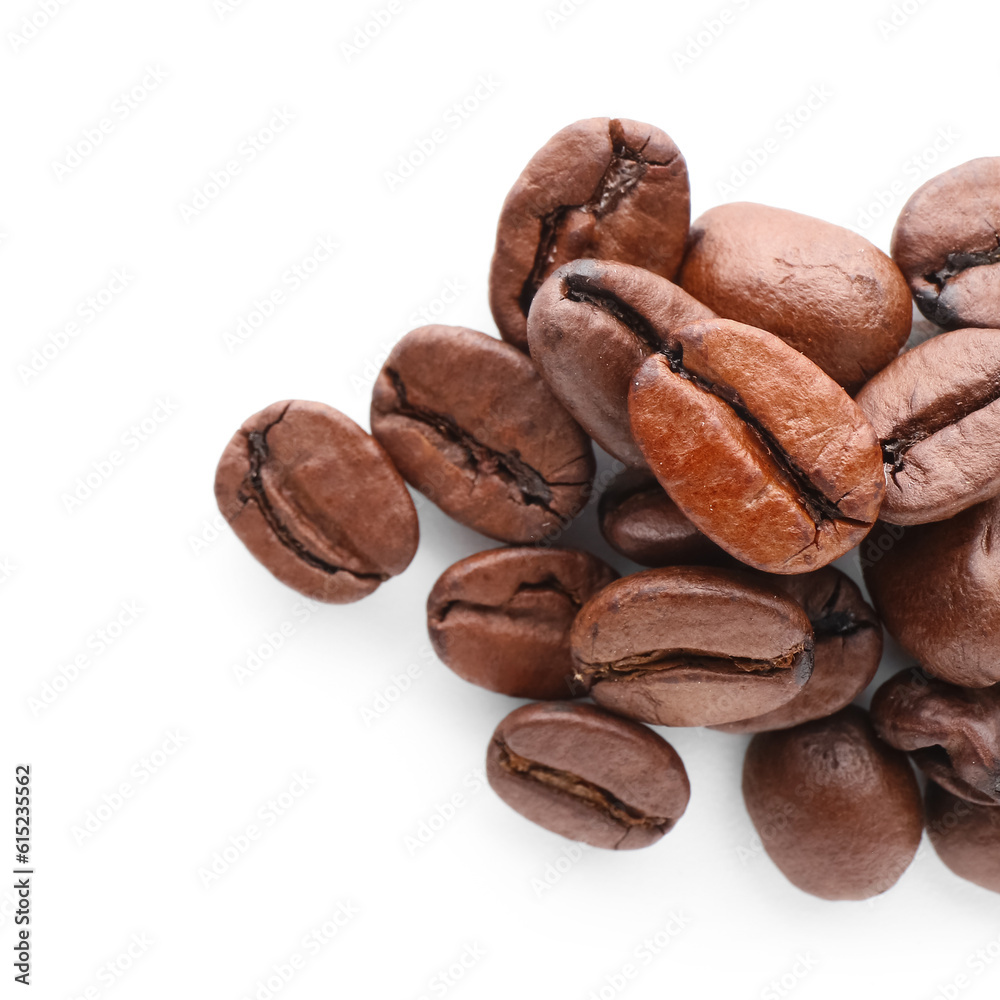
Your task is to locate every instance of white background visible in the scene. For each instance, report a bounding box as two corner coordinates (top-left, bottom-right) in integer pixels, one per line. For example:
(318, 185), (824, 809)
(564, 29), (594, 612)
(4, 0), (999, 997)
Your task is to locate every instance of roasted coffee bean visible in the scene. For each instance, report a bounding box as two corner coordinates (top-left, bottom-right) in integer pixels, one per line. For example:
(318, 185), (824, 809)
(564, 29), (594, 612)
(370, 325), (594, 544)
(427, 547), (617, 699)
(872, 668), (1000, 807)
(527, 259), (715, 467)
(926, 781), (1000, 894)
(486, 702), (690, 849)
(489, 118), (690, 351)
(863, 502), (1000, 687)
(742, 707), (923, 900)
(598, 470), (731, 567)
(855, 327), (1000, 525)
(679, 202), (912, 392)
(570, 566), (814, 728)
(892, 157), (1000, 330)
(214, 400), (419, 603)
(628, 319), (885, 574)
(714, 567), (882, 733)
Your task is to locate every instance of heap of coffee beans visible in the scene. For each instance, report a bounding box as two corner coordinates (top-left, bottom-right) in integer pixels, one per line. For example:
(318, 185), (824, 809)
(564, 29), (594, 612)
(214, 117), (1000, 901)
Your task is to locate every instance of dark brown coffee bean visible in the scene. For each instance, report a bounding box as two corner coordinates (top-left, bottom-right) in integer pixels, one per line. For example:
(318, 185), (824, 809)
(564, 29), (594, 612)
(214, 400), (418, 603)
(526, 259), (715, 467)
(598, 470), (731, 567)
(742, 707), (923, 900)
(570, 566), (814, 727)
(489, 118), (690, 351)
(427, 547), (618, 699)
(486, 702), (690, 849)
(370, 325), (594, 544)
(679, 202), (912, 392)
(926, 781), (1000, 893)
(714, 567), (882, 733)
(855, 327), (1000, 525)
(892, 157), (1000, 330)
(628, 319), (885, 574)
(862, 503), (1000, 687)
(872, 668), (1000, 807)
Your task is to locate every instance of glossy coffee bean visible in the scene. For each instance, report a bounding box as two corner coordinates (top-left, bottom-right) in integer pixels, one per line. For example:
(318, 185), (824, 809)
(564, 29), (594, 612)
(598, 470), (731, 567)
(570, 566), (814, 727)
(214, 400), (419, 603)
(426, 547), (618, 699)
(370, 325), (594, 544)
(856, 327), (1000, 525)
(527, 259), (715, 467)
(926, 782), (1000, 893)
(628, 319), (885, 574)
(872, 668), (1000, 806)
(714, 567), (882, 734)
(679, 202), (912, 392)
(489, 118), (690, 351)
(862, 502), (1000, 687)
(892, 157), (1000, 330)
(742, 707), (923, 900)
(486, 702), (690, 849)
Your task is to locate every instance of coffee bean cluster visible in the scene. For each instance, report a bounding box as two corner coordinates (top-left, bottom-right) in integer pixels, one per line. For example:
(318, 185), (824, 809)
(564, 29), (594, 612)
(214, 117), (1000, 901)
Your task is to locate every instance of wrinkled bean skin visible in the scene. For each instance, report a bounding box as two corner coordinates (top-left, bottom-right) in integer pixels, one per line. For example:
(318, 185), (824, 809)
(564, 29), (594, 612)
(570, 566), (814, 728)
(862, 502), (1000, 688)
(426, 547), (618, 700)
(628, 319), (885, 574)
(926, 782), (1000, 894)
(892, 157), (1000, 330)
(598, 470), (732, 568)
(214, 400), (419, 603)
(872, 669), (1000, 806)
(856, 327), (1000, 525)
(742, 707), (923, 900)
(714, 567), (882, 733)
(490, 117), (690, 351)
(679, 202), (912, 393)
(370, 325), (595, 544)
(527, 259), (715, 467)
(486, 702), (690, 849)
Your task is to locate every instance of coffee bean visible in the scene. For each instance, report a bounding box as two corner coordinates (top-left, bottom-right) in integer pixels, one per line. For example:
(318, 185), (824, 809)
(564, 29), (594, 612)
(679, 202), (912, 392)
(926, 781), (1000, 894)
(872, 668), (1000, 807)
(628, 319), (885, 573)
(598, 469), (731, 567)
(214, 400), (419, 603)
(862, 503), (1000, 687)
(742, 707), (923, 900)
(713, 567), (882, 734)
(570, 566), (814, 728)
(370, 325), (594, 544)
(486, 702), (690, 849)
(427, 547), (617, 699)
(489, 118), (690, 351)
(855, 326), (1000, 524)
(527, 259), (715, 467)
(892, 157), (1000, 330)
